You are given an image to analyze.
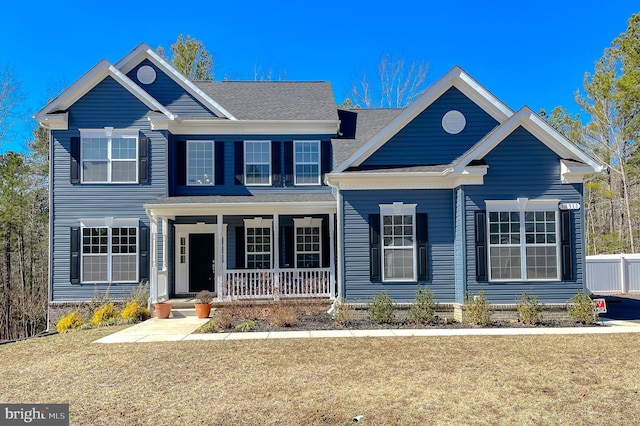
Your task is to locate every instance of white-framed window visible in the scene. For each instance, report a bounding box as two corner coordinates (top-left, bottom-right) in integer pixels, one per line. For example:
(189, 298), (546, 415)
(294, 140), (320, 185)
(244, 141), (271, 185)
(293, 217), (322, 268)
(380, 203), (417, 281)
(244, 218), (272, 269)
(81, 218), (138, 283)
(187, 140), (215, 186)
(80, 128), (138, 183)
(487, 199), (560, 281)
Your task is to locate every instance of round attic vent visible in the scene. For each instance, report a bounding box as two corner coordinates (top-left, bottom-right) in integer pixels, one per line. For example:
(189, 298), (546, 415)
(137, 65), (156, 85)
(442, 110), (466, 134)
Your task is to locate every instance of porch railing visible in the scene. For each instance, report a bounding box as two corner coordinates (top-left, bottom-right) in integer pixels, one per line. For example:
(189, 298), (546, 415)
(222, 268), (331, 300)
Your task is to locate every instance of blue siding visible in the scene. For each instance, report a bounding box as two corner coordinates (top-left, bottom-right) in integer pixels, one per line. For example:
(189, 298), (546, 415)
(362, 87), (499, 166)
(169, 136), (334, 196)
(463, 126), (584, 304)
(342, 189), (455, 303)
(51, 76), (167, 302)
(127, 59), (215, 117)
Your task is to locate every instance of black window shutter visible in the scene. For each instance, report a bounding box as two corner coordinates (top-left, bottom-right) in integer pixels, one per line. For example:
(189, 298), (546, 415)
(70, 227), (80, 283)
(70, 137), (80, 184)
(234, 141), (244, 185)
(561, 210), (573, 280)
(369, 214), (381, 281)
(282, 225), (294, 268)
(320, 141), (331, 183)
(322, 216), (330, 268)
(284, 141), (294, 186)
(475, 210), (488, 281)
(416, 213), (428, 281)
(235, 226), (245, 268)
(139, 224), (149, 281)
(176, 141), (186, 186)
(215, 142), (225, 185)
(272, 141), (281, 186)
(139, 136), (149, 184)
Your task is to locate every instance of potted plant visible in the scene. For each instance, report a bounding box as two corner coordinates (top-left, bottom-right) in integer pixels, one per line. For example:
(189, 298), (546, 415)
(194, 290), (215, 318)
(153, 300), (172, 319)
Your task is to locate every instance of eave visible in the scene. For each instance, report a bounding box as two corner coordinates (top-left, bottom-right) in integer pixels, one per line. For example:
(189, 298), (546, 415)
(149, 117), (341, 135)
(144, 200), (337, 218)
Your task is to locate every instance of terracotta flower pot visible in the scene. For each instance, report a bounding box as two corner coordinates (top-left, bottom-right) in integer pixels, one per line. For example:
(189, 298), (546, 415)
(153, 302), (172, 319)
(194, 303), (212, 319)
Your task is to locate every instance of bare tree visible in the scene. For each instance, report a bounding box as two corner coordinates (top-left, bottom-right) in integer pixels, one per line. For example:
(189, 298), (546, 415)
(0, 66), (25, 146)
(350, 53), (429, 108)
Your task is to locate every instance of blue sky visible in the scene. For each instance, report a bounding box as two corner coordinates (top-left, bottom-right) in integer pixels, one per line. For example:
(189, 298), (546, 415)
(1, 1), (638, 152)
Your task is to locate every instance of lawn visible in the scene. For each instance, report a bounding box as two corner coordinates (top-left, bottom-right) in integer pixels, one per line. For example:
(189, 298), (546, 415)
(1, 327), (639, 425)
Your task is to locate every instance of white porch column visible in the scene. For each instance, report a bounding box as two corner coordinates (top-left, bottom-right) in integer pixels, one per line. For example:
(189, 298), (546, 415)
(329, 212), (336, 299)
(336, 190), (344, 302)
(146, 210), (159, 305)
(161, 218), (168, 270)
(273, 214), (280, 300)
(216, 214), (224, 301)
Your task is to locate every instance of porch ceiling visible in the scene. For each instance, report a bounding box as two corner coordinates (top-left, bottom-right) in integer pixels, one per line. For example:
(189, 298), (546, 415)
(144, 194), (337, 217)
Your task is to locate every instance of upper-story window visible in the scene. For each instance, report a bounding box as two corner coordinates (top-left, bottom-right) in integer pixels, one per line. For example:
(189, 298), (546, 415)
(80, 128), (138, 183)
(294, 141), (320, 185)
(244, 141), (271, 185)
(187, 140), (215, 186)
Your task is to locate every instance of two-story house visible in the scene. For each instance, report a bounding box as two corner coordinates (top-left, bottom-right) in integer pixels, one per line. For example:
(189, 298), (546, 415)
(36, 43), (601, 321)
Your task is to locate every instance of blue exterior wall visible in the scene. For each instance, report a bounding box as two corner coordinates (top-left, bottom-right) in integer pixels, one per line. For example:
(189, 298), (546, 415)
(361, 87), (499, 167)
(50, 76), (167, 301)
(463, 126), (584, 304)
(341, 189), (456, 303)
(126, 59), (215, 117)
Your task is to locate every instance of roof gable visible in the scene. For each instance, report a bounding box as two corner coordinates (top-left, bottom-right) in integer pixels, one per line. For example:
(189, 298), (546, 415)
(333, 66), (514, 173)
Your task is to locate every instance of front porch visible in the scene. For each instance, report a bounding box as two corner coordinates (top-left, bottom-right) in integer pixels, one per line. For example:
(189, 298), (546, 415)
(145, 195), (337, 302)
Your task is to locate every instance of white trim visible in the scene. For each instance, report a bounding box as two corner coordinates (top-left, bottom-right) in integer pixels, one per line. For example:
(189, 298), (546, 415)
(560, 159), (596, 184)
(79, 128), (139, 184)
(294, 140), (321, 186)
(293, 217), (323, 268)
(379, 203), (417, 282)
(333, 66), (513, 173)
(326, 169), (486, 190)
(453, 107), (603, 175)
(154, 118), (340, 135)
(244, 140), (272, 186)
(144, 201), (336, 218)
(34, 59), (174, 127)
(243, 218), (273, 269)
(485, 198), (561, 212)
(173, 223), (221, 294)
(186, 140), (216, 186)
(115, 43), (236, 120)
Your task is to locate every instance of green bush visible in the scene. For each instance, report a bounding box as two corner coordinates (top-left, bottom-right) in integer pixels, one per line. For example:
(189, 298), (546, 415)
(333, 301), (352, 327)
(121, 301), (151, 322)
(568, 291), (594, 324)
(464, 291), (492, 326)
(368, 291), (395, 324)
(235, 320), (257, 332)
(56, 311), (84, 333)
(517, 292), (543, 324)
(408, 286), (437, 325)
(91, 302), (119, 325)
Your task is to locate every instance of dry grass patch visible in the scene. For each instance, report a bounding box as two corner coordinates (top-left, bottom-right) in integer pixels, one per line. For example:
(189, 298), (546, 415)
(0, 328), (639, 425)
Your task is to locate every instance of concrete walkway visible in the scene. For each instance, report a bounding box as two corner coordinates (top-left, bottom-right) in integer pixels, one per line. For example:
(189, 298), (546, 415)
(93, 312), (640, 344)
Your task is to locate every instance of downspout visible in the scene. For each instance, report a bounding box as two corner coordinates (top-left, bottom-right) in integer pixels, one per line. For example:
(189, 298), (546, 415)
(46, 127), (53, 332)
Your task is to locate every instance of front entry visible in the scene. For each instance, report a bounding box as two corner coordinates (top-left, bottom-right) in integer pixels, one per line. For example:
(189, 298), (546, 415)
(189, 233), (214, 292)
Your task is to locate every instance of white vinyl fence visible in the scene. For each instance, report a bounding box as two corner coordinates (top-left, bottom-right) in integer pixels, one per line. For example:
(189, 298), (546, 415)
(586, 254), (640, 294)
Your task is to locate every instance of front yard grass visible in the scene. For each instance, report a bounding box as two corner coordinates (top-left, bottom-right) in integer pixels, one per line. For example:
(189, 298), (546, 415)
(1, 327), (639, 425)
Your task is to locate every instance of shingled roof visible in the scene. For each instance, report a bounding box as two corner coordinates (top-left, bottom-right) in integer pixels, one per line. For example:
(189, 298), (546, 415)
(193, 81), (338, 121)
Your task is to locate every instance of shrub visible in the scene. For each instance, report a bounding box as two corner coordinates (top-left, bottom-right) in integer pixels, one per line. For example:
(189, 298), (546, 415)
(126, 281), (149, 307)
(568, 291), (594, 324)
(408, 286), (437, 325)
(121, 301), (151, 322)
(333, 301), (352, 327)
(195, 290), (215, 305)
(270, 305), (298, 327)
(212, 313), (232, 332)
(56, 311), (84, 333)
(91, 302), (119, 325)
(368, 291), (395, 324)
(517, 292), (543, 324)
(235, 320), (257, 332)
(464, 291), (492, 326)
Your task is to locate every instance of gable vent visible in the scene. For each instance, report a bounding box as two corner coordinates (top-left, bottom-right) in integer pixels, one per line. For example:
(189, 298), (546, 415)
(442, 110), (466, 134)
(137, 65), (157, 85)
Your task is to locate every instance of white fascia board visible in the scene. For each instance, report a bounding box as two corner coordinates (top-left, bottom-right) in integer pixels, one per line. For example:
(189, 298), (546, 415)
(158, 119), (341, 135)
(332, 66), (514, 174)
(115, 43), (236, 120)
(38, 112), (69, 130)
(561, 159), (597, 183)
(143, 201), (337, 218)
(34, 59), (174, 126)
(325, 170), (485, 190)
(453, 107), (604, 174)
